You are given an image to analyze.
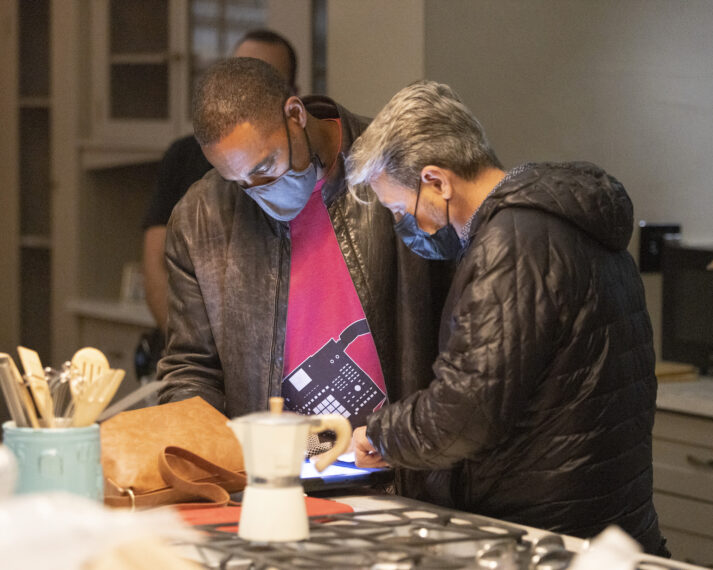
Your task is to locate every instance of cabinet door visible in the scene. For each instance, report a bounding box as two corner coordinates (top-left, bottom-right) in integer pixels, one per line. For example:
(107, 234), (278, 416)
(179, 0), (268, 134)
(89, 0), (185, 147)
(89, 0), (275, 146)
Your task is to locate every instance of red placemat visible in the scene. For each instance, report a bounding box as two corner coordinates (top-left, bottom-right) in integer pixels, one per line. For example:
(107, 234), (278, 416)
(175, 496), (354, 532)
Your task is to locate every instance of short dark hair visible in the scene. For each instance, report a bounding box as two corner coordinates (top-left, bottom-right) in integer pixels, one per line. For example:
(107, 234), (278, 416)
(235, 29), (298, 91)
(192, 57), (290, 146)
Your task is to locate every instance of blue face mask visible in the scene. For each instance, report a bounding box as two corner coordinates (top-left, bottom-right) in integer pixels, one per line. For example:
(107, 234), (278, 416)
(244, 115), (321, 222)
(393, 183), (462, 260)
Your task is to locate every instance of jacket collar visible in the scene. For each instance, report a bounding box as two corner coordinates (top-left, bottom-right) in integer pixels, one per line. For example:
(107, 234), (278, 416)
(302, 95), (369, 207)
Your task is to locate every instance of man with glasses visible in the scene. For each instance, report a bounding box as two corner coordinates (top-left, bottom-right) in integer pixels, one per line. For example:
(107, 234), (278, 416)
(157, 59), (449, 455)
(142, 30), (299, 335)
(345, 80), (668, 556)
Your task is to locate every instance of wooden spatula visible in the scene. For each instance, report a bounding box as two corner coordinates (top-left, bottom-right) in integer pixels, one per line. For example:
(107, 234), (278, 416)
(71, 347), (110, 383)
(0, 353), (39, 428)
(17, 346), (54, 427)
(72, 368), (125, 427)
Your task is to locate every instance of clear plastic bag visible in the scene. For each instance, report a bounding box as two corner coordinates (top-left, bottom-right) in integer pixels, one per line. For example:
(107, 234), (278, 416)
(0, 492), (200, 570)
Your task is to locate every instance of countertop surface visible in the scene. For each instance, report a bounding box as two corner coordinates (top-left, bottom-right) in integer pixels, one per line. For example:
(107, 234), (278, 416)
(656, 377), (713, 419)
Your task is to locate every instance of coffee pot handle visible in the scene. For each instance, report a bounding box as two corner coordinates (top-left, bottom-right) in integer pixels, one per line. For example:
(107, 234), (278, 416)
(309, 415), (352, 472)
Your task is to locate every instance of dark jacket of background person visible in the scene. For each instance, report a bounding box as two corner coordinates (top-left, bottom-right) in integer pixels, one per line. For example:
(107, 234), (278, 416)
(142, 135), (212, 229)
(365, 162), (666, 554)
(157, 95), (450, 432)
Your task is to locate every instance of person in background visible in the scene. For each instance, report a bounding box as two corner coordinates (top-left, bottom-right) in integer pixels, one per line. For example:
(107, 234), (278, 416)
(345, 80), (669, 556)
(142, 29), (298, 334)
(157, 58), (449, 453)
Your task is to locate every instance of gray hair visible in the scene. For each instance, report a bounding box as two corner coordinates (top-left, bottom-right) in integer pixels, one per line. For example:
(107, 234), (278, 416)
(192, 57), (290, 145)
(346, 80), (501, 192)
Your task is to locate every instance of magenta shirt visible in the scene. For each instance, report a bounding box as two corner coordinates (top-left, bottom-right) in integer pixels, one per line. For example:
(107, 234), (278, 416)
(281, 151), (386, 427)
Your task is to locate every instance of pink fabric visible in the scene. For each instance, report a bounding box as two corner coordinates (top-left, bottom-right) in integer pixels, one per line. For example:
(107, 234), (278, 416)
(283, 150), (386, 419)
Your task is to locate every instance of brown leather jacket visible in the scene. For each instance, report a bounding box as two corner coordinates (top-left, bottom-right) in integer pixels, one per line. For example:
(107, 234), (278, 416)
(157, 96), (450, 422)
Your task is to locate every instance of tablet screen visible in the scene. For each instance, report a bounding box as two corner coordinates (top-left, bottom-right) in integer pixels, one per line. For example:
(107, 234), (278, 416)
(300, 452), (392, 492)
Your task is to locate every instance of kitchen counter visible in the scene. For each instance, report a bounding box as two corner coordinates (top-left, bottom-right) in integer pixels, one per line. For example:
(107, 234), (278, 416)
(653, 376), (713, 567)
(656, 377), (713, 418)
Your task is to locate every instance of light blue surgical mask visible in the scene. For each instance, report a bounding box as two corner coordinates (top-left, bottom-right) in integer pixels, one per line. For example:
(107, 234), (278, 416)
(394, 181), (462, 260)
(244, 115), (322, 222)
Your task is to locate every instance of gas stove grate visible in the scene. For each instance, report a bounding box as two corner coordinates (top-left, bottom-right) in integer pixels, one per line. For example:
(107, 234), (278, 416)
(178, 505), (576, 569)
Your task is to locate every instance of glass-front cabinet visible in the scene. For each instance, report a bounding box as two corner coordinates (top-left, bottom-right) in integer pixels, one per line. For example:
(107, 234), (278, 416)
(89, 0), (185, 148)
(188, 0), (267, 128)
(87, 0), (267, 155)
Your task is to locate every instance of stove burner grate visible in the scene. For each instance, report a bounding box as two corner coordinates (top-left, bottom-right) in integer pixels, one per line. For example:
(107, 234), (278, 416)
(177, 505), (578, 569)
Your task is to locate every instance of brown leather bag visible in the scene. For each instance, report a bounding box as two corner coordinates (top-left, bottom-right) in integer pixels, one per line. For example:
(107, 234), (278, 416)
(100, 396), (246, 509)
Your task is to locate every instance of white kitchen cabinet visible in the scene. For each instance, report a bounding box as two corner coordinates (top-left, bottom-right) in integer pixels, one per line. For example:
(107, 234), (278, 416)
(0, 0), (76, 367)
(84, 0), (270, 167)
(654, 380), (713, 567)
(88, 0), (185, 151)
(1, 0), (316, 388)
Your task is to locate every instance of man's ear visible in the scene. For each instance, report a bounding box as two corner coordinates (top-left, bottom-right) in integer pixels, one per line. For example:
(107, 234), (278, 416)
(284, 96), (307, 128)
(420, 165), (453, 200)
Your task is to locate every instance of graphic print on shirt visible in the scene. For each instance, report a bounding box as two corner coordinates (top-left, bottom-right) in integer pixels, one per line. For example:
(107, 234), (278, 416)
(282, 319), (386, 428)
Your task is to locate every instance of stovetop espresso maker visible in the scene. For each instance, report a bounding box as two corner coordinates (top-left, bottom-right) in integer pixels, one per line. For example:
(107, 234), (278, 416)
(227, 397), (351, 542)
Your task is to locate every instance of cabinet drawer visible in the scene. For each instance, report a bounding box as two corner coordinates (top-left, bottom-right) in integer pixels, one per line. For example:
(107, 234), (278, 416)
(660, 526), (713, 568)
(654, 491), (713, 539)
(653, 439), (713, 501)
(654, 411), (713, 448)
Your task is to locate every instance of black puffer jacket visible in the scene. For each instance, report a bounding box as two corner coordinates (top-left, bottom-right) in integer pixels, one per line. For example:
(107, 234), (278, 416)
(367, 162), (666, 554)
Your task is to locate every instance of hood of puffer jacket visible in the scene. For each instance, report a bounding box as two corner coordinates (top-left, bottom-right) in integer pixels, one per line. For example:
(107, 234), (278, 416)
(471, 162), (634, 252)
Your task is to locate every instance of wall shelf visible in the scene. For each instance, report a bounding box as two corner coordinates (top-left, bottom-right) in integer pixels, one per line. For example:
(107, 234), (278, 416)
(68, 298), (154, 328)
(79, 138), (166, 171)
(19, 97), (51, 109)
(20, 234), (52, 249)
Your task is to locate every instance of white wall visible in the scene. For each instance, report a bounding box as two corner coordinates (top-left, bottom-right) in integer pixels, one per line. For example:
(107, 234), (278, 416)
(327, 0), (425, 117)
(322, 1), (713, 357)
(423, 0), (713, 357)
(267, 0), (313, 93)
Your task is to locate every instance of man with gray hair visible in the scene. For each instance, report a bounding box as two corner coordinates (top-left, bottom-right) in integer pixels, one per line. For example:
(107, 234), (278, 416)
(157, 60), (449, 455)
(346, 80), (668, 556)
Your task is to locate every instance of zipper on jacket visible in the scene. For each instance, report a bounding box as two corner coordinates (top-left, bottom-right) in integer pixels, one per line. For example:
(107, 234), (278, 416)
(266, 225), (287, 407)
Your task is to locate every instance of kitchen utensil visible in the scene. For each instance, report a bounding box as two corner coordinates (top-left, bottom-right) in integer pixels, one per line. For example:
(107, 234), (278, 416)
(96, 380), (163, 423)
(17, 346), (54, 427)
(98, 369), (125, 406)
(72, 369), (125, 427)
(16, 346), (44, 379)
(47, 362), (75, 419)
(26, 376), (55, 427)
(71, 347), (110, 384)
(68, 348), (111, 425)
(227, 397), (352, 542)
(0, 355), (34, 427)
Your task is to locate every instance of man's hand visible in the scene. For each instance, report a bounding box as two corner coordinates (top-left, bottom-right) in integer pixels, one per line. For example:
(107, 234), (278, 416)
(352, 426), (390, 468)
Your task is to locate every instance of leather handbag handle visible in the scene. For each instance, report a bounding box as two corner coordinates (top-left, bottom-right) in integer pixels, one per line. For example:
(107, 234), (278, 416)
(105, 446), (246, 509)
(159, 446), (246, 507)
